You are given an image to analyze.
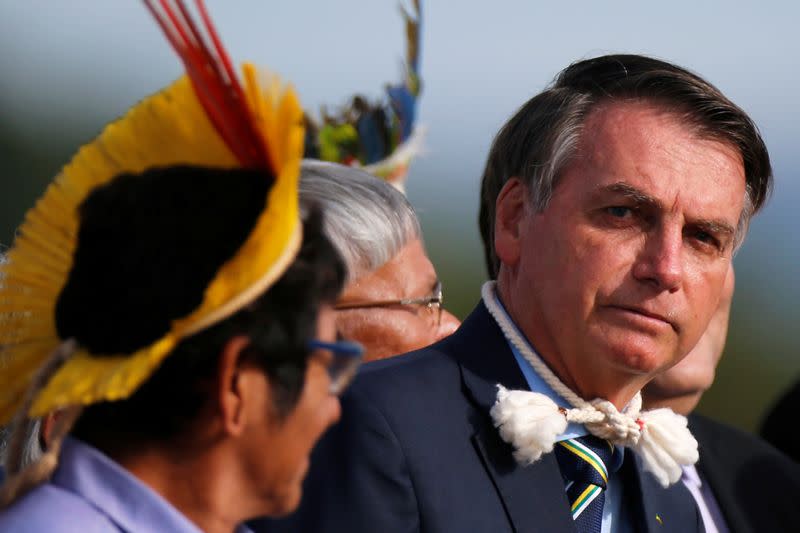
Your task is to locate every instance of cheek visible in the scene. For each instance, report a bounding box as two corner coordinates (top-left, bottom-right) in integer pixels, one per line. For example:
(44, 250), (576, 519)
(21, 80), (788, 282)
(385, 315), (438, 354)
(580, 235), (654, 314)
(554, 247), (627, 318)
(682, 265), (729, 333)
(532, 222), (634, 298)
(292, 396), (341, 449)
(300, 367), (340, 428)
(279, 380), (340, 467)
(336, 316), (394, 359)
(339, 313), (430, 360)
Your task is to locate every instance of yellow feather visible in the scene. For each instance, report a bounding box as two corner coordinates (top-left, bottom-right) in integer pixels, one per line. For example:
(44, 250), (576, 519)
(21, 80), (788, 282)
(0, 66), (305, 425)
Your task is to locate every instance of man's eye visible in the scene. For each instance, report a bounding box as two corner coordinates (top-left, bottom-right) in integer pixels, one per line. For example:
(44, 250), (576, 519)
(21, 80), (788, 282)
(606, 206), (633, 218)
(691, 230), (720, 248)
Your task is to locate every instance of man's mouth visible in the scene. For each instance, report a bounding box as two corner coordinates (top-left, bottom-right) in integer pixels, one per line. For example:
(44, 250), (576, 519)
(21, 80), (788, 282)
(606, 305), (679, 332)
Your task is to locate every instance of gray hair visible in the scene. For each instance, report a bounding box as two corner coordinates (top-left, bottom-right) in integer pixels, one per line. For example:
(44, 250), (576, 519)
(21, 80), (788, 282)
(0, 420), (43, 473)
(479, 54), (773, 278)
(299, 161), (421, 282)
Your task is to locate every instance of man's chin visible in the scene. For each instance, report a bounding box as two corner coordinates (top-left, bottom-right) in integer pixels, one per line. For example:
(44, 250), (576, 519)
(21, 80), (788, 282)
(594, 336), (679, 378)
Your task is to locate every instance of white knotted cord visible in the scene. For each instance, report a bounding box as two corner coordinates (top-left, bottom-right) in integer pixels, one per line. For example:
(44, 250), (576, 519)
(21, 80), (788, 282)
(483, 281), (698, 487)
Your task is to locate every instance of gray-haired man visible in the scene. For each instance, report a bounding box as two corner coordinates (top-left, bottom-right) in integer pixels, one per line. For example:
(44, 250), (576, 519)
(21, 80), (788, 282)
(300, 161), (459, 361)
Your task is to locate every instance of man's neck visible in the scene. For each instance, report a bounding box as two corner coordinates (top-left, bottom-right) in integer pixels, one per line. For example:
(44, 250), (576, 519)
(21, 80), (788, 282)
(115, 442), (243, 533)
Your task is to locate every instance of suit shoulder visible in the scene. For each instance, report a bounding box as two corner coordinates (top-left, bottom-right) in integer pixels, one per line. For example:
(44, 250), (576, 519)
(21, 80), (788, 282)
(340, 340), (474, 437)
(0, 483), (117, 532)
(691, 413), (791, 458)
(353, 343), (461, 397)
(690, 413), (800, 480)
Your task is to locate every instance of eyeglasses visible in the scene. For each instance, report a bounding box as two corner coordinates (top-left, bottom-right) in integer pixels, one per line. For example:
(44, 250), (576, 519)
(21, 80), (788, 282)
(307, 339), (364, 395)
(333, 281), (443, 327)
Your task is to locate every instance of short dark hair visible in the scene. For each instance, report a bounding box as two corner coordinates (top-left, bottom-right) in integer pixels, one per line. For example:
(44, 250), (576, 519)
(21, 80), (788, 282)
(479, 54), (773, 278)
(56, 165), (273, 354)
(58, 166), (345, 455)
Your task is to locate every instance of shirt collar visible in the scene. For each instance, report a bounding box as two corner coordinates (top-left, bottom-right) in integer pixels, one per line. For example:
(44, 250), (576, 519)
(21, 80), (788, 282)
(681, 464), (702, 487)
(53, 437), (254, 533)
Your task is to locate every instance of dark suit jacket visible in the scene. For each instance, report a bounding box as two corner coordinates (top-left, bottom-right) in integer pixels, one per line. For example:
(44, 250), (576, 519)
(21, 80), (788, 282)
(760, 379), (800, 462)
(256, 303), (702, 532)
(690, 413), (800, 533)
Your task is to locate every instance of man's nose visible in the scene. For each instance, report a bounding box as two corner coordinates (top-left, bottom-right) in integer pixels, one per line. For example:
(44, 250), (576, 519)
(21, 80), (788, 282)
(436, 310), (460, 340)
(632, 226), (683, 292)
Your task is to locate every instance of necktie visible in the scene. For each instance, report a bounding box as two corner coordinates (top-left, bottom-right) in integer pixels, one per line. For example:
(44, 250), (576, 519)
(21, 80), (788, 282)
(554, 435), (617, 533)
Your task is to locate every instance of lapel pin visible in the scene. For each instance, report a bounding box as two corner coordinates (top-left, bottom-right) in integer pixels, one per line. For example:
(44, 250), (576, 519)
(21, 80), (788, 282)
(656, 514), (663, 525)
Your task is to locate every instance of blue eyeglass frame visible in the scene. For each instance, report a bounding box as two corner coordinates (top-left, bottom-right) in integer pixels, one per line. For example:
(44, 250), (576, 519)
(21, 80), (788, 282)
(307, 339), (364, 357)
(307, 339), (364, 395)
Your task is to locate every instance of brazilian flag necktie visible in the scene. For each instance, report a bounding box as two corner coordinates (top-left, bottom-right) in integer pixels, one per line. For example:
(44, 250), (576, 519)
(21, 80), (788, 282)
(554, 435), (619, 533)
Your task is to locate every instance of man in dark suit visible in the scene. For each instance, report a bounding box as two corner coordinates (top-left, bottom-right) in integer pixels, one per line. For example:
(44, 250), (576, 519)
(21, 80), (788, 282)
(642, 269), (800, 533)
(260, 54), (773, 533)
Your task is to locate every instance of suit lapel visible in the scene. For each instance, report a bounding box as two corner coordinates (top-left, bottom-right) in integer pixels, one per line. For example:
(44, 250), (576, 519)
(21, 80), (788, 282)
(471, 423), (575, 532)
(689, 415), (750, 533)
(627, 454), (664, 533)
(453, 303), (576, 532)
(627, 453), (704, 532)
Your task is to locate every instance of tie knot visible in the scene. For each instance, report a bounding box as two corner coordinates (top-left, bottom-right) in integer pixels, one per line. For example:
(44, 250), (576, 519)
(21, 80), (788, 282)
(554, 435), (618, 489)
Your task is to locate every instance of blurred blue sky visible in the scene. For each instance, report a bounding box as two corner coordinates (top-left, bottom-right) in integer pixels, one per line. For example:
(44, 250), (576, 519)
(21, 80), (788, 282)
(1, 1), (797, 235)
(0, 1), (798, 426)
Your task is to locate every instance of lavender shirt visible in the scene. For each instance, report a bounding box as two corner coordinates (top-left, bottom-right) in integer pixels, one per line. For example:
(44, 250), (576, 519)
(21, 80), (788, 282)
(0, 437), (254, 533)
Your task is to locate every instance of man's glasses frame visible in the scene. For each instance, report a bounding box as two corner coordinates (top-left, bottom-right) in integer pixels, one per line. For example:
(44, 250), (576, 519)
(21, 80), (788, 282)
(333, 281), (443, 327)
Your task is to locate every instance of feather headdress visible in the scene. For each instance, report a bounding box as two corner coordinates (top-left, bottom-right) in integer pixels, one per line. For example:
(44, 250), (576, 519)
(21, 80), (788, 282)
(0, 0), (304, 426)
(304, 0), (423, 191)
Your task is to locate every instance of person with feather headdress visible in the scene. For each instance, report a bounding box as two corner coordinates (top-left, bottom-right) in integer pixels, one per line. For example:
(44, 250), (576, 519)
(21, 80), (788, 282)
(0, 2), (364, 531)
(0, 0), (447, 488)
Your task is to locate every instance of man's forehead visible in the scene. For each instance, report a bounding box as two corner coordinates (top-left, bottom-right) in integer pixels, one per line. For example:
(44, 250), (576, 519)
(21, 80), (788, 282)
(579, 99), (743, 160)
(544, 101), (746, 224)
(581, 100), (692, 145)
(573, 101), (744, 179)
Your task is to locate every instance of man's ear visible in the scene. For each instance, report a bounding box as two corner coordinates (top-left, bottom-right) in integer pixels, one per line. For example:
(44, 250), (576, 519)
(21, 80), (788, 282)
(41, 412), (59, 447)
(494, 177), (527, 267)
(216, 335), (260, 437)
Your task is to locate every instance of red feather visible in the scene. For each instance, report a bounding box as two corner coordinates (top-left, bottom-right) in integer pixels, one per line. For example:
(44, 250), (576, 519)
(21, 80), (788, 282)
(143, 0), (271, 171)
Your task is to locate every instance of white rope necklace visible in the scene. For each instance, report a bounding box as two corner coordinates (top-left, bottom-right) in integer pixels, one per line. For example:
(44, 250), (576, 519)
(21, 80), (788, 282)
(482, 281), (698, 487)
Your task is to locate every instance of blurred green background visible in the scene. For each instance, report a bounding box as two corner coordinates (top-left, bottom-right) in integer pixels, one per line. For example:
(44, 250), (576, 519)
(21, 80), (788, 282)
(1, 1), (797, 433)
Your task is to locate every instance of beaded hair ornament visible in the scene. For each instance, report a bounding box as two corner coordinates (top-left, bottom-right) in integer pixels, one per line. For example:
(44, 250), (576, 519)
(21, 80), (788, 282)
(304, 0), (424, 192)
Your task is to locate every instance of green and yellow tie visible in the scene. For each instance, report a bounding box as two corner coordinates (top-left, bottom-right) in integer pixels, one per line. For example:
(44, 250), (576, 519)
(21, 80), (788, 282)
(554, 435), (617, 533)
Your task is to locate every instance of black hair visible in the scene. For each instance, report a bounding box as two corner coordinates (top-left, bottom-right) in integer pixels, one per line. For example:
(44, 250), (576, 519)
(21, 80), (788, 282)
(56, 165), (272, 353)
(479, 54), (773, 278)
(56, 165), (344, 454)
